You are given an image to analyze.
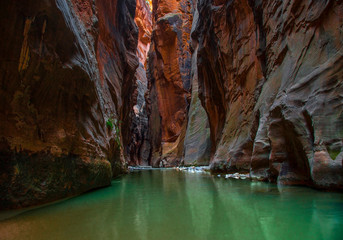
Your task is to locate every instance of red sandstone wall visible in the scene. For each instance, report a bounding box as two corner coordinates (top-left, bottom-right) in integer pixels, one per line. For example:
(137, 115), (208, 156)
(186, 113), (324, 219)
(147, 0), (193, 167)
(135, 0), (152, 67)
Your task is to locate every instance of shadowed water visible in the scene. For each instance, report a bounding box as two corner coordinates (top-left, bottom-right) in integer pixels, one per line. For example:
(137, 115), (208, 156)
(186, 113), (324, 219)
(1, 170), (343, 240)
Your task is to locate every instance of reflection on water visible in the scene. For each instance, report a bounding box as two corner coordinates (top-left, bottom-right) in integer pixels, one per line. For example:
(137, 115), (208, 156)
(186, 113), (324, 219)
(0, 170), (343, 240)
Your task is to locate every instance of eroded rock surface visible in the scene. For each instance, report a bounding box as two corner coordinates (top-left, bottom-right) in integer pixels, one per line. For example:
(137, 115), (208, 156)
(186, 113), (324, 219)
(193, 0), (343, 189)
(135, 0), (152, 68)
(0, 0), (138, 209)
(147, 0), (193, 167)
(127, 0), (152, 166)
(183, 2), (211, 166)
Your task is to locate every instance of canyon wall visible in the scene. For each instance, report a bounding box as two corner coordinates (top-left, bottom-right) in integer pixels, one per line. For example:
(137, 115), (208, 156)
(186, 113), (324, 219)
(183, 1), (211, 166)
(1, 0), (342, 211)
(0, 0), (139, 209)
(132, 0), (343, 189)
(192, 0), (343, 189)
(127, 0), (152, 166)
(147, 0), (194, 167)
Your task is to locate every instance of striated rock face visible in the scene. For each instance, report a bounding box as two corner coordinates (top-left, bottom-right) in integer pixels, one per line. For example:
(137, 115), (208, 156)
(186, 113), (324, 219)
(0, 0), (138, 209)
(183, 2), (211, 166)
(135, 0), (152, 68)
(127, 65), (151, 166)
(147, 0), (193, 167)
(127, 0), (152, 166)
(183, 48), (211, 166)
(193, 0), (343, 189)
(193, 0), (264, 172)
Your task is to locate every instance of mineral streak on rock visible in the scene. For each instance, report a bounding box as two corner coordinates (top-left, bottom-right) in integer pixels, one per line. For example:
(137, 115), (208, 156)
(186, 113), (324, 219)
(193, 0), (343, 189)
(0, 0), (139, 209)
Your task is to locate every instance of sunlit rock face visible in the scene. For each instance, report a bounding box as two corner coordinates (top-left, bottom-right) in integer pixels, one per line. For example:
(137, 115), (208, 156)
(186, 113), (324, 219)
(193, 0), (343, 189)
(147, 0), (194, 167)
(135, 0), (152, 68)
(0, 0), (138, 209)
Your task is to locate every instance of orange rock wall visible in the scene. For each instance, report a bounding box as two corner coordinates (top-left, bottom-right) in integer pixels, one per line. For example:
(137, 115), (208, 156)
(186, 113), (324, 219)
(147, 0), (193, 166)
(135, 0), (152, 67)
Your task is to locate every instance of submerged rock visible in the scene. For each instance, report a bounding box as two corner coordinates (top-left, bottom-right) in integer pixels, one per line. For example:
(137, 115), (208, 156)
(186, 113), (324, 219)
(176, 166), (210, 174)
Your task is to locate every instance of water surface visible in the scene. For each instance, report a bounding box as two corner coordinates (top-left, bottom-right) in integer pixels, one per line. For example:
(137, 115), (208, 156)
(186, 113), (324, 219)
(1, 170), (343, 240)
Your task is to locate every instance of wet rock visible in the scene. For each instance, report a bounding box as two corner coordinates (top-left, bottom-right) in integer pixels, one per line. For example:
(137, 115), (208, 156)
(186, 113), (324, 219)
(175, 166), (210, 174)
(127, 64), (151, 166)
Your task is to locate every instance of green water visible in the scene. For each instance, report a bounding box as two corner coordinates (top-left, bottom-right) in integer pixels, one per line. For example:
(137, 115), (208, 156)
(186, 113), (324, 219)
(1, 170), (343, 240)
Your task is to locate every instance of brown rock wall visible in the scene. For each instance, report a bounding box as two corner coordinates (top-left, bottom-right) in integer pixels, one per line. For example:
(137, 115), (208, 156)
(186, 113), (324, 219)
(183, 2), (211, 166)
(0, 0), (139, 209)
(193, 0), (343, 189)
(127, 0), (152, 166)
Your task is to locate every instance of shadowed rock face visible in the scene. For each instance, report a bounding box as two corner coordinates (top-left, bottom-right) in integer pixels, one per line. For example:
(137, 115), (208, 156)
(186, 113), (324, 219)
(0, 0), (138, 209)
(193, 0), (343, 189)
(193, 0), (264, 173)
(127, 0), (152, 166)
(147, 0), (193, 167)
(128, 65), (151, 166)
(183, 1), (211, 166)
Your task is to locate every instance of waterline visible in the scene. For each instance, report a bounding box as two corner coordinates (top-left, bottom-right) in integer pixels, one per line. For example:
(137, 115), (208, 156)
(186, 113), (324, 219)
(1, 170), (342, 240)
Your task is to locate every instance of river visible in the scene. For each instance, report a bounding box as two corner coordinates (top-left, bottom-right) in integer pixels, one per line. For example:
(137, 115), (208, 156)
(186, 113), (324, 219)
(1, 169), (342, 240)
